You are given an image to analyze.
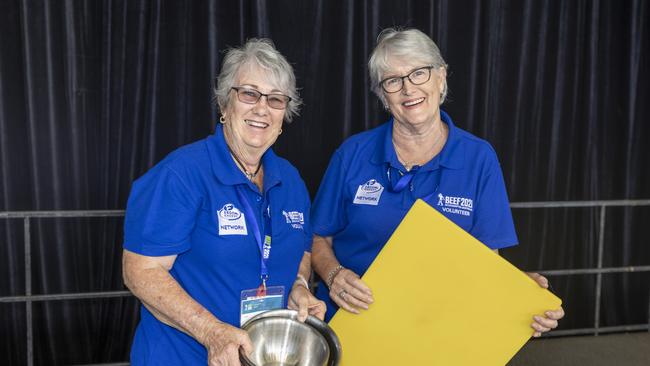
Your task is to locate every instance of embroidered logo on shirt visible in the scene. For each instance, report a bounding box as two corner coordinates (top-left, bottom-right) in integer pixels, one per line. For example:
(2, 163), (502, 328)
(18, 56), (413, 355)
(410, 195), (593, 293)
(282, 210), (304, 229)
(437, 193), (473, 216)
(217, 203), (248, 235)
(353, 179), (384, 205)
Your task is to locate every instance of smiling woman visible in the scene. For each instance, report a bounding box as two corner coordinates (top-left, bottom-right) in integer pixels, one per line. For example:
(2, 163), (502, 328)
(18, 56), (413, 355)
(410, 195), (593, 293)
(121, 38), (324, 366)
(309, 28), (565, 337)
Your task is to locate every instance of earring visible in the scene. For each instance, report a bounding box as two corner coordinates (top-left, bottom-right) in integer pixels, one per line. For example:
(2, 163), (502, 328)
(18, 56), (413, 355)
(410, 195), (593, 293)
(278, 129), (283, 135)
(219, 115), (226, 124)
(384, 104), (390, 111)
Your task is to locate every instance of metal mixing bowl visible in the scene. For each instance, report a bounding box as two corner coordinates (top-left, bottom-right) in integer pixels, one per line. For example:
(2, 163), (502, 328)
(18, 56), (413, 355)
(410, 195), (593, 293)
(240, 309), (342, 366)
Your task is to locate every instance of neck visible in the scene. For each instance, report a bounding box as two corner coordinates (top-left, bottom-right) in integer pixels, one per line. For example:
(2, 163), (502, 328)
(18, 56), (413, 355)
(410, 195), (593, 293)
(392, 114), (447, 169)
(223, 127), (264, 174)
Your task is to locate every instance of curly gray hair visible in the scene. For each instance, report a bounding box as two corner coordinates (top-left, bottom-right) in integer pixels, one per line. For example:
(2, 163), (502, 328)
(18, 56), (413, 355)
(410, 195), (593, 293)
(214, 38), (302, 122)
(368, 28), (448, 105)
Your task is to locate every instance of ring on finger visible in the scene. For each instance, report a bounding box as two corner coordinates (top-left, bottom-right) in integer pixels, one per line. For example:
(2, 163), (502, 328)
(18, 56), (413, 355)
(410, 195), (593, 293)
(338, 289), (347, 300)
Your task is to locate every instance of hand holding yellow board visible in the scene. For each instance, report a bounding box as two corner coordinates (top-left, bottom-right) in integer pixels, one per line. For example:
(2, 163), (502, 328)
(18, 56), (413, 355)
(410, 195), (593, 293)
(329, 199), (562, 365)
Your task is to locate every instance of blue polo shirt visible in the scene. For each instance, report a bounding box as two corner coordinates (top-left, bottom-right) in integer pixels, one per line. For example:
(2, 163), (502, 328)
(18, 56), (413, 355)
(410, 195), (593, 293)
(123, 124), (312, 365)
(312, 110), (518, 321)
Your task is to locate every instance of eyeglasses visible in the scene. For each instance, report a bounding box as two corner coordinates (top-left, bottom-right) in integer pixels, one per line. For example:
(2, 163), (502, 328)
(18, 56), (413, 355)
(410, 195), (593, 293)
(380, 66), (435, 93)
(231, 87), (291, 110)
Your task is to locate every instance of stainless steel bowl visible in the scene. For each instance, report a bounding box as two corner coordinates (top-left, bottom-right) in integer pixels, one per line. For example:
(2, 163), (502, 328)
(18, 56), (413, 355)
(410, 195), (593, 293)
(240, 309), (342, 366)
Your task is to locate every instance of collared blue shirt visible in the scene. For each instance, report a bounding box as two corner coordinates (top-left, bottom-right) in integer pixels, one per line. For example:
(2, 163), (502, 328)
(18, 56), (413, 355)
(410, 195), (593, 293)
(123, 124), (312, 365)
(311, 110), (518, 321)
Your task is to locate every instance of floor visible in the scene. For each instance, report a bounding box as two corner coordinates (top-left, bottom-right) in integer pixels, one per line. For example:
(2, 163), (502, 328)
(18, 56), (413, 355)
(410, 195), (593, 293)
(508, 332), (650, 366)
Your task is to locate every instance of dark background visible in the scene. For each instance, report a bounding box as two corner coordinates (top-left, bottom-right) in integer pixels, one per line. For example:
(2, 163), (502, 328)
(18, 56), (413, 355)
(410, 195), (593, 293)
(1, 0), (648, 364)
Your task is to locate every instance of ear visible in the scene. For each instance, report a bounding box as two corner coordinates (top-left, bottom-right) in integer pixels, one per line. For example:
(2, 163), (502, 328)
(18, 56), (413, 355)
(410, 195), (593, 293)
(437, 67), (447, 92)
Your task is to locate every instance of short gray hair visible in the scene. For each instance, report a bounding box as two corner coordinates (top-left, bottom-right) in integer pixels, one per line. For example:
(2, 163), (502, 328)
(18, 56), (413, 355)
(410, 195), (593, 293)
(368, 28), (448, 105)
(214, 38), (302, 122)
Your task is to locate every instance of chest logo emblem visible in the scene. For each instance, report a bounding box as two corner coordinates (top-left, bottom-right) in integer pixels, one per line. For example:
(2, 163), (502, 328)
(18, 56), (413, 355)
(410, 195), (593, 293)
(353, 179), (384, 206)
(437, 193), (473, 217)
(217, 203), (248, 235)
(282, 210), (305, 229)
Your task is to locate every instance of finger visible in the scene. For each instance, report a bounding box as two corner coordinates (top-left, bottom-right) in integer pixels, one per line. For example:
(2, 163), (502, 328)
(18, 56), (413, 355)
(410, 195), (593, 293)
(297, 302), (309, 322)
(333, 270), (372, 296)
(287, 291), (308, 321)
(239, 332), (254, 355)
(341, 292), (371, 310)
(331, 292), (360, 314)
(531, 322), (551, 333)
(534, 315), (558, 329)
(219, 344), (240, 366)
(531, 273), (549, 288)
(297, 291), (313, 322)
(308, 301), (327, 320)
(532, 331), (541, 338)
(345, 276), (373, 296)
(287, 299), (298, 311)
(537, 276), (549, 288)
(229, 347), (243, 366)
(545, 307), (565, 320)
(345, 285), (374, 305)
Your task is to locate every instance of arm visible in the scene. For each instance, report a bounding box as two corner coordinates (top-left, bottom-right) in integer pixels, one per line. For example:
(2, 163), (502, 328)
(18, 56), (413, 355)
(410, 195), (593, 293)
(122, 249), (252, 365)
(287, 252), (326, 321)
(311, 234), (374, 314)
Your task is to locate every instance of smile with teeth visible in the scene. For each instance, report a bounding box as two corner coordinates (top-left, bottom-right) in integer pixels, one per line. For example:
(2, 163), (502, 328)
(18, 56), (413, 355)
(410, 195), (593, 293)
(403, 97), (425, 107)
(245, 119), (269, 129)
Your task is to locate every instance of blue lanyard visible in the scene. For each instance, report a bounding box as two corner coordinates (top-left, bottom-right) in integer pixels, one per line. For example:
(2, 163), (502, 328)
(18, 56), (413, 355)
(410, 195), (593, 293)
(386, 164), (443, 203)
(235, 185), (272, 286)
(387, 165), (420, 193)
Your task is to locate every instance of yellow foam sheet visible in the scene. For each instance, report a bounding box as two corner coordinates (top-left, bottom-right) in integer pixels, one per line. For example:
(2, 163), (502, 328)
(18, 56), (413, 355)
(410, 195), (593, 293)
(329, 200), (561, 365)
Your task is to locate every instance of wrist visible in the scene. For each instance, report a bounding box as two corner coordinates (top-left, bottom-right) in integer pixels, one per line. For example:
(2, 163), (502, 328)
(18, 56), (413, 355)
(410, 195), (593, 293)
(294, 274), (309, 290)
(325, 265), (345, 288)
(194, 312), (224, 346)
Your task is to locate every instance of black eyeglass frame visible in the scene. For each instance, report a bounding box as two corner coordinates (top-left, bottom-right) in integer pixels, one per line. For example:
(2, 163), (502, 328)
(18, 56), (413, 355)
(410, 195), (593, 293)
(230, 86), (292, 110)
(379, 66), (436, 93)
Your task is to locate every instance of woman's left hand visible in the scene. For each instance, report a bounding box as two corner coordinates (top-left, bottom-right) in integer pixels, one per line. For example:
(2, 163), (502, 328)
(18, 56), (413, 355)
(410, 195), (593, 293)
(288, 283), (326, 322)
(526, 272), (565, 337)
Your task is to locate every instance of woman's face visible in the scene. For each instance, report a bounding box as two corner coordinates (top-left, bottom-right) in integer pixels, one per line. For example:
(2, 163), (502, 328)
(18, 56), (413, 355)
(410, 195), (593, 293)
(222, 64), (287, 153)
(382, 57), (446, 129)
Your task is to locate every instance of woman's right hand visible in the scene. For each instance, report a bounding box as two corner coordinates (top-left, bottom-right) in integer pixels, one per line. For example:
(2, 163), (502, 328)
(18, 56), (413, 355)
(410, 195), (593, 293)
(329, 268), (374, 314)
(202, 322), (253, 366)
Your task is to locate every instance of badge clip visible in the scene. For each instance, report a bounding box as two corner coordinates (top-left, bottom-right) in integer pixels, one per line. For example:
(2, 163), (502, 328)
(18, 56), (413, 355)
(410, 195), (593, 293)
(256, 274), (269, 297)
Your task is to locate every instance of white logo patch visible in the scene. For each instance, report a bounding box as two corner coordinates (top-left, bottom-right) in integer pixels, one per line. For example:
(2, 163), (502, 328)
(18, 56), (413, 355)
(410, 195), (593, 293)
(282, 210), (305, 229)
(353, 179), (384, 205)
(437, 193), (473, 216)
(217, 203), (248, 235)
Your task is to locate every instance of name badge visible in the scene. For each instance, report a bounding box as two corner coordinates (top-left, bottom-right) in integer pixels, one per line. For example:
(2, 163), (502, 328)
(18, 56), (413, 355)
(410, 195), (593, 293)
(240, 286), (285, 326)
(218, 203), (248, 235)
(353, 179), (384, 206)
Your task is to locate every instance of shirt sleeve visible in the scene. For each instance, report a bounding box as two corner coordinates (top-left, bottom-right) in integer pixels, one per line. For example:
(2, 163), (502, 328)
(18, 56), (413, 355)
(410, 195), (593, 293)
(311, 151), (348, 237)
(302, 198), (314, 253)
(470, 153), (518, 249)
(297, 177), (314, 253)
(123, 164), (202, 256)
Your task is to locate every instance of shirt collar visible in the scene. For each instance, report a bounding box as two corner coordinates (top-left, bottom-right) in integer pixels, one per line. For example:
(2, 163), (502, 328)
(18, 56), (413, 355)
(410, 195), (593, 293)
(206, 124), (282, 191)
(370, 109), (464, 171)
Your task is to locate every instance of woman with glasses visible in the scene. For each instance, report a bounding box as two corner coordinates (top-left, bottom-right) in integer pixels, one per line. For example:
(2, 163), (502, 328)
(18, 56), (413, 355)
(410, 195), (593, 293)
(122, 39), (325, 366)
(310, 28), (564, 336)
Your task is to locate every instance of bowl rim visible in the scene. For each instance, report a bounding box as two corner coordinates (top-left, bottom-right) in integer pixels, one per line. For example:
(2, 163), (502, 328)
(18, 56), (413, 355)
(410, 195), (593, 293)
(240, 309), (341, 366)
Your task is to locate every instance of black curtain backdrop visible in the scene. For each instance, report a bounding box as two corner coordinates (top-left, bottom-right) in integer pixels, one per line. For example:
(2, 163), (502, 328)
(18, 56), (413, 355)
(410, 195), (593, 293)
(1, 0), (649, 364)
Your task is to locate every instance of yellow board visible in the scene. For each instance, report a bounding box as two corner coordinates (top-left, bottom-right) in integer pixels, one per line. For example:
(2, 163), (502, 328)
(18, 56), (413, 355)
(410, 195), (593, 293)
(328, 199), (561, 366)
